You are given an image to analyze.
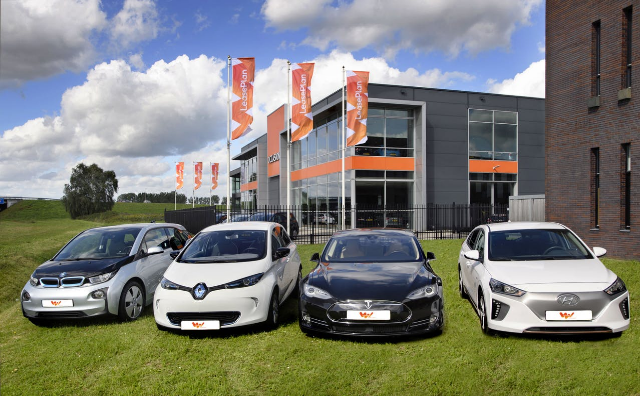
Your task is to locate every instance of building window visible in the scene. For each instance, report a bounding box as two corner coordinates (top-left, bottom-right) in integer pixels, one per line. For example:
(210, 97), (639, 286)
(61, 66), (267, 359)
(623, 7), (633, 88)
(468, 109), (518, 161)
(591, 148), (600, 229)
(469, 173), (516, 206)
(240, 156), (257, 184)
(592, 20), (602, 96)
(621, 143), (631, 229)
(355, 107), (414, 158)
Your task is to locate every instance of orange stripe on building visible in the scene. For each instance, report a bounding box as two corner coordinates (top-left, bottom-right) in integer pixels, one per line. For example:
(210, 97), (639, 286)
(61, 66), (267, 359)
(469, 160), (518, 173)
(291, 157), (414, 182)
(267, 105), (285, 177)
(240, 181), (258, 192)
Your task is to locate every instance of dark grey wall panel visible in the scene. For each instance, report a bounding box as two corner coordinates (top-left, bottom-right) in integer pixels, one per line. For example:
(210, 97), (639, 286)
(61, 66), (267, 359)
(424, 115), (468, 129)
(429, 140), (468, 154)
(469, 94), (517, 109)
(425, 102), (469, 117)
(414, 89), (467, 104)
(519, 120), (545, 134)
(518, 109), (545, 122)
(519, 132), (545, 146)
(369, 85), (414, 100)
(517, 97), (545, 111)
(268, 176), (280, 204)
(518, 179), (545, 195)
(519, 156), (545, 170)
(427, 127), (468, 143)
(428, 166), (468, 180)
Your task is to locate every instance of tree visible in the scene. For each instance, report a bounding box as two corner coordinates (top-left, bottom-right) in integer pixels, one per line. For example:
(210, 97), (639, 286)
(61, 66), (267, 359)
(62, 163), (118, 219)
(211, 195), (220, 205)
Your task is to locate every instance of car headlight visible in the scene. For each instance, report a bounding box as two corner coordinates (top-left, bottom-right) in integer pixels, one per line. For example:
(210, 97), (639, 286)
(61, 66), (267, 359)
(160, 277), (183, 290)
(604, 277), (627, 296)
(303, 283), (333, 300)
(406, 284), (439, 300)
(224, 273), (264, 289)
(489, 278), (526, 297)
(88, 270), (117, 285)
(29, 273), (38, 287)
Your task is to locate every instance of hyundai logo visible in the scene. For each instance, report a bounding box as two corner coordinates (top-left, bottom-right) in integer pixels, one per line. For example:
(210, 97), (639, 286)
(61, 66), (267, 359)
(192, 283), (208, 300)
(557, 293), (580, 306)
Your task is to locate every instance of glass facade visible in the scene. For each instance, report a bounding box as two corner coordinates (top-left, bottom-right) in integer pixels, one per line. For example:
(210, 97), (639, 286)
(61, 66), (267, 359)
(468, 109), (518, 206)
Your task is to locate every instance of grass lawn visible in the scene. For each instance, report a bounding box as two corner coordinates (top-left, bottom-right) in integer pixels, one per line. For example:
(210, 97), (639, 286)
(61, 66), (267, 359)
(1, 202), (639, 395)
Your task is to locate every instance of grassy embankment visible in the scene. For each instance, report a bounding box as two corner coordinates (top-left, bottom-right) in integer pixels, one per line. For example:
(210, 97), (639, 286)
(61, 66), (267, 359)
(0, 201), (638, 395)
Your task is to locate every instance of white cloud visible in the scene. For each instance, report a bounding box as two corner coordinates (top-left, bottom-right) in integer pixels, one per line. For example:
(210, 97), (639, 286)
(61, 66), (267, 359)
(0, 0), (107, 87)
(194, 11), (210, 31)
(487, 59), (545, 98)
(262, 0), (542, 58)
(110, 0), (159, 49)
(128, 53), (146, 70)
(538, 42), (546, 54)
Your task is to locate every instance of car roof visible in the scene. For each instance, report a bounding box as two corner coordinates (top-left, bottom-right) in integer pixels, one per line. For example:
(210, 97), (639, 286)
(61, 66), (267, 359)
(85, 223), (184, 232)
(485, 221), (567, 232)
(200, 221), (274, 233)
(331, 228), (416, 239)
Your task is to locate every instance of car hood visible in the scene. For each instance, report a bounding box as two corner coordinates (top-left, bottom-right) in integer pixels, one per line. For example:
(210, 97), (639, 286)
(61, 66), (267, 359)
(486, 258), (613, 286)
(307, 261), (433, 301)
(164, 260), (269, 287)
(34, 256), (134, 278)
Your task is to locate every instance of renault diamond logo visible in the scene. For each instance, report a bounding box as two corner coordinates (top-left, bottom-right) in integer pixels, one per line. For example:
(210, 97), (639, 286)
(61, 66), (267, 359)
(557, 293), (580, 306)
(193, 283), (208, 300)
(364, 300), (373, 309)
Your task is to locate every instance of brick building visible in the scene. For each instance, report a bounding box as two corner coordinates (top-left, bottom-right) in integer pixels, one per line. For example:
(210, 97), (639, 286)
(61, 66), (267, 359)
(547, 1), (639, 259)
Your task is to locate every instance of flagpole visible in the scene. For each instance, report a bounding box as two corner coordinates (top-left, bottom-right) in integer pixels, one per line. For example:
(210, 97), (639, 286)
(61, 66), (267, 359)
(341, 66), (346, 230)
(227, 55), (231, 222)
(286, 61), (291, 235)
(192, 160), (195, 208)
(174, 162), (177, 211)
(210, 162), (212, 207)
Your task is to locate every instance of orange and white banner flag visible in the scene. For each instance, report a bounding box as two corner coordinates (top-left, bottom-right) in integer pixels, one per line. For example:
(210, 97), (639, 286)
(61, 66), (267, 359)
(346, 71), (369, 147)
(194, 162), (203, 190)
(291, 62), (314, 142)
(231, 57), (255, 140)
(211, 163), (219, 190)
(176, 162), (184, 190)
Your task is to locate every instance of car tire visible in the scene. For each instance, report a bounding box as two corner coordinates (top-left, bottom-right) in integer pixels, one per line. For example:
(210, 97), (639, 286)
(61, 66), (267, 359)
(478, 292), (494, 335)
(264, 290), (280, 329)
(458, 267), (468, 299)
(118, 280), (145, 321)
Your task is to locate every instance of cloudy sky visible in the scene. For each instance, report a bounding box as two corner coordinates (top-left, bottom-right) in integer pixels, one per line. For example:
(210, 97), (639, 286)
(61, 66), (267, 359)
(0, 0), (545, 199)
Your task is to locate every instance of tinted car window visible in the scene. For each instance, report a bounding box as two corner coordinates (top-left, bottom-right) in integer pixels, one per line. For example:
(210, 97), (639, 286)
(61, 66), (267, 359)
(165, 227), (186, 250)
(179, 230), (267, 263)
(474, 231), (485, 258)
(141, 228), (170, 253)
(488, 229), (593, 261)
(466, 229), (479, 249)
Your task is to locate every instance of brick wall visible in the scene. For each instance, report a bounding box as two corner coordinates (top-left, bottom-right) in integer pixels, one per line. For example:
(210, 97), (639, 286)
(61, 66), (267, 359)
(547, 0), (640, 259)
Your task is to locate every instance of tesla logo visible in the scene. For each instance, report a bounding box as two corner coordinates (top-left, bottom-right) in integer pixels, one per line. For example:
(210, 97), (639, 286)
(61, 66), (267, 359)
(192, 322), (205, 328)
(359, 312), (374, 318)
(559, 312), (574, 319)
(364, 300), (372, 309)
(51, 301), (61, 306)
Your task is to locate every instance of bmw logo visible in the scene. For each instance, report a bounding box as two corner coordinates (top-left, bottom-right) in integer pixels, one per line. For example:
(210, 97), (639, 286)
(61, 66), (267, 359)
(192, 283), (208, 300)
(59, 272), (67, 278)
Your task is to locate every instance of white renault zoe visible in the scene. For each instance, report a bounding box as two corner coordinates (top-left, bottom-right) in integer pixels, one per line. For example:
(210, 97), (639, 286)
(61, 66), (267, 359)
(458, 222), (630, 336)
(154, 222), (301, 331)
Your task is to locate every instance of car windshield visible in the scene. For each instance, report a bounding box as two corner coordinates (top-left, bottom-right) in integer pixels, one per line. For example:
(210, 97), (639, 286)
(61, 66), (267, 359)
(55, 228), (141, 260)
(322, 234), (421, 262)
(488, 229), (593, 261)
(249, 213), (268, 221)
(179, 230), (267, 263)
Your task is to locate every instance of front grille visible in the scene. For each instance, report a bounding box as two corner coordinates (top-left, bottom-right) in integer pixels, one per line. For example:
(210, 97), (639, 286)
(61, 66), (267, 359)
(40, 278), (60, 287)
(619, 298), (630, 320)
(60, 277), (85, 287)
(524, 326), (612, 334)
(36, 311), (87, 318)
(327, 301), (411, 323)
(333, 324), (407, 334)
(167, 312), (240, 326)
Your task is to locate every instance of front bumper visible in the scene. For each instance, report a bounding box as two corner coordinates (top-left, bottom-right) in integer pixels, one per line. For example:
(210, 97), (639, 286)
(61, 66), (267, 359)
(21, 281), (111, 319)
(299, 295), (444, 337)
(154, 281), (273, 330)
(486, 290), (630, 334)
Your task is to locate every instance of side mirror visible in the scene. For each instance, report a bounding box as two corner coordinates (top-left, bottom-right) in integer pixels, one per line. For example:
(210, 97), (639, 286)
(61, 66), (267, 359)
(148, 246), (164, 256)
(464, 250), (480, 261)
(310, 252), (320, 262)
(275, 247), (290, 259)
(592, 247), (607, 257)
(426, 251), (436, 261)
(169, 250), (180, 259)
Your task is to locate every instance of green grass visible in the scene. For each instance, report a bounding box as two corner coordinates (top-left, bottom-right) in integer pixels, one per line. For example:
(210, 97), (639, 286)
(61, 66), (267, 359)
(1, 202), (639, 395)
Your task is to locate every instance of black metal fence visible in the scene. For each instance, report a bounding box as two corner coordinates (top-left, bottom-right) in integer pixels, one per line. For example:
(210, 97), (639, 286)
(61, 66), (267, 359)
(165, 204), (508, 245)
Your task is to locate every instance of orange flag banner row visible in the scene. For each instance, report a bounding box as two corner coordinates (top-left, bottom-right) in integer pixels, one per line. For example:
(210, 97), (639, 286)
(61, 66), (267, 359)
(346, 70), (369, 147)
(176, 162), (184, 190)
(194, 162), (203, 190)
(291, 62), (314, 142)
(231, 57), (255, 140)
